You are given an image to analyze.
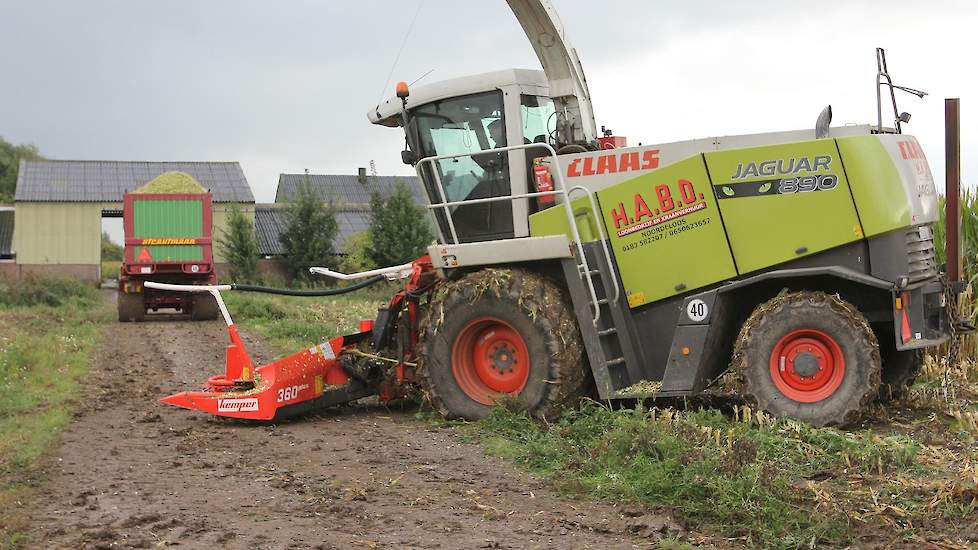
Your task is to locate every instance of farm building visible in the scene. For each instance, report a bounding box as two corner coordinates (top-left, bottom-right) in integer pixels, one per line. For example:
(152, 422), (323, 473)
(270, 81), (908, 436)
(12, 160), (255, 282)
(255, 172), (424, 260)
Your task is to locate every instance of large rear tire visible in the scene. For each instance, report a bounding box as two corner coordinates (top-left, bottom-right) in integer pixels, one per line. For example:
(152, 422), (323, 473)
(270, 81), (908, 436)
(419, 269), (586, 421)
(118, 292), (146, 323)
(190, 294), (221, 321)
(734, 291), (881, 427)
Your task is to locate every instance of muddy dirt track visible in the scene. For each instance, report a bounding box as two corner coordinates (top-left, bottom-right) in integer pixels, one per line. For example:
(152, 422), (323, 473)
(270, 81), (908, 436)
(21, 312), (676, 549)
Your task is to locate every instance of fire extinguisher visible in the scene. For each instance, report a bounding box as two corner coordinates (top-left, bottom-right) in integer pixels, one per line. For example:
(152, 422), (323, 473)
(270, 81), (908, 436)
(533, 159), (555, 209)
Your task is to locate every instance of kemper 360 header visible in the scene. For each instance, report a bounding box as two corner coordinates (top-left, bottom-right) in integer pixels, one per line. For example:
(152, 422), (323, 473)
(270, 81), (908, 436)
(152, 1), (966, 427)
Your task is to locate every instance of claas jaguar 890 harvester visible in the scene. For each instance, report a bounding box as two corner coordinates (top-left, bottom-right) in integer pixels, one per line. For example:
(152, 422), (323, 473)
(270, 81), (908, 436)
(150, 0), (966, 427)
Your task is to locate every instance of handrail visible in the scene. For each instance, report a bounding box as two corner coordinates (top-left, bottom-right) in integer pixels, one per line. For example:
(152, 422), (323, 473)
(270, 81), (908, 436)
(568, 185), (620, 306)
(876, 47), (927, 134)
(415, 142), (609, 324)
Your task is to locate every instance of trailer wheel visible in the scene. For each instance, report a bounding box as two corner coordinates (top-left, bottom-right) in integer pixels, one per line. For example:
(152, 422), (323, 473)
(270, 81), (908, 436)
(191, 294), (221, 321)
(735, 291), (881, 427)
(419, 269), (586, 421)
(118, 292), (146, 323)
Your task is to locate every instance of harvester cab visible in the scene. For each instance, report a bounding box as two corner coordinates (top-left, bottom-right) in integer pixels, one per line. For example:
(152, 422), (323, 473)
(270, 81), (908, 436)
(153, 0), (967, 428)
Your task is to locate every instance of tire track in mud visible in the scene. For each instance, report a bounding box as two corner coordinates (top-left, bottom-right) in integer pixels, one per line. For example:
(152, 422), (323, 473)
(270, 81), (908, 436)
(22, 310), (673, 549)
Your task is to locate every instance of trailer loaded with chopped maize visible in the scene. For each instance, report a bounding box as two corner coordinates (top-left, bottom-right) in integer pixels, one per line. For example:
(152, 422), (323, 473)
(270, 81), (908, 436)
(150, 0), (969, 426)
(118, 172), (220, 322)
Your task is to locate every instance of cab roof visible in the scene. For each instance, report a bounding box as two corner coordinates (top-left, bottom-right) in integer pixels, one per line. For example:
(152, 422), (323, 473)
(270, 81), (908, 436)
(368, 68), (548, 127)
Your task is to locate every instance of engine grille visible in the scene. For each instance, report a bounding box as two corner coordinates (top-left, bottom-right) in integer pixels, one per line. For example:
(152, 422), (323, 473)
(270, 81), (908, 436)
(906, 224), (938, 282)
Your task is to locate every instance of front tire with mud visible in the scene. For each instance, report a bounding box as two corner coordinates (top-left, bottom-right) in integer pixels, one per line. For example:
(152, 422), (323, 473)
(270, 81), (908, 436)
(419, 269), (586, 421)
(734, 291), (881, 427)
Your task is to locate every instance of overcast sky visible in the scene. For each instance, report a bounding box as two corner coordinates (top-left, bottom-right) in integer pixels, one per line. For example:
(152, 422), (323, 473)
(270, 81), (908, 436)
(2, 0), (975, 208)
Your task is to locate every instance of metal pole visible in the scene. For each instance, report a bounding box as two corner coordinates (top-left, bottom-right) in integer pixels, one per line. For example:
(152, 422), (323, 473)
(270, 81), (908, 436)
(945, 98), (961, 283)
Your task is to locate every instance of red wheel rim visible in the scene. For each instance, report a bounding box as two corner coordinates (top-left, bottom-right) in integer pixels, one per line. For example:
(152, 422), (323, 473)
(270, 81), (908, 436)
(769, 329), (845, 403)
(451, 317), (531, 406)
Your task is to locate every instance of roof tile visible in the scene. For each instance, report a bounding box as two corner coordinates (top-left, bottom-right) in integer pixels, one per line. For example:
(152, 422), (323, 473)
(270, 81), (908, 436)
(274, 173), (425, 206)
(254, 206), (372, 256)
(14, 160), (255, 203)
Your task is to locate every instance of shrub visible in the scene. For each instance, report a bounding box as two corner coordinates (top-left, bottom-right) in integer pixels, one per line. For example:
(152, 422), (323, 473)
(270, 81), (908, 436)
(368, 181), (433, 266)
(217, 203), (259, 283)
(0, 136), (43, 203)
(337, 230), (377, 274)
(280, 181), (339, 281)
(0, 276), (97, 308)
(100, 231), (123, 261)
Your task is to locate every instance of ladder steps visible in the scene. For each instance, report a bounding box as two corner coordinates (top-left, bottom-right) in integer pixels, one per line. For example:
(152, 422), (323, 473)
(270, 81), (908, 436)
(597, 328), (617, 336)
(605, 357), (625, 366)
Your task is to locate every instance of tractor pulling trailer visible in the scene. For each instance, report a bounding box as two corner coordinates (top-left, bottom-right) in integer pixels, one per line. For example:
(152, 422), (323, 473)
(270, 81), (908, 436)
(151, 0), (966, 427)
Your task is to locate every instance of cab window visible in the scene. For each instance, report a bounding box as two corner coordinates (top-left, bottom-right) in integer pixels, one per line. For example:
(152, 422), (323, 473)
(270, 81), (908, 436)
(521, 95), (556, 146)
(413, 91), (513, 242)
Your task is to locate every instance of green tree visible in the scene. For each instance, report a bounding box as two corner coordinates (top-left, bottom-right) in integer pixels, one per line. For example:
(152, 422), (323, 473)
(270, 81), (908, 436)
(217, 203), (259, 282)
(101, 231), (123, 261)
(338, 230), (377, 274)
(368, 181), (433, 266)
(0, 136), (44, 203)
(280, 182), (338, 281)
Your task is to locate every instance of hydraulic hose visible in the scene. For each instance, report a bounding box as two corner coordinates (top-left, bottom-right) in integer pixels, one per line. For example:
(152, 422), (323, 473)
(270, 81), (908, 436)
(230, 275), (386, 296)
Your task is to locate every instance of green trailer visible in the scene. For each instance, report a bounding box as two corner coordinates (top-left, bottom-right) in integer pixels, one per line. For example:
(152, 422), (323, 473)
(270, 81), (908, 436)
(118, 190), (220, 322)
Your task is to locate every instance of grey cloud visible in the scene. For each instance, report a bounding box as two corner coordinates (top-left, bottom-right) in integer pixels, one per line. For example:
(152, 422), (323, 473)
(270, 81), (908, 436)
(1, 0), (975, 202)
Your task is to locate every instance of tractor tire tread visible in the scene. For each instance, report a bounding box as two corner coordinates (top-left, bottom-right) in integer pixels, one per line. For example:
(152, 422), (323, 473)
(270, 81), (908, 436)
(418, 268), (585, 421)
(732, 291), (881, 427)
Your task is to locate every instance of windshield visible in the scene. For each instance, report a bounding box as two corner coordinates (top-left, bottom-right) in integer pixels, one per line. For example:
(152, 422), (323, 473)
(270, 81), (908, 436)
(413, 91), (513, 242)
(521, 95), (556, 145)
(415, 91), (508, 203)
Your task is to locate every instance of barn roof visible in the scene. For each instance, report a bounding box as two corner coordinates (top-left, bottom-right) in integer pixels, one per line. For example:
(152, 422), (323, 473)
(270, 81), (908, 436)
(0, 208), (13, 258)
(15, 160), (255, 203)
(274, 173), (425, 206)
(254, 205), (370, 256)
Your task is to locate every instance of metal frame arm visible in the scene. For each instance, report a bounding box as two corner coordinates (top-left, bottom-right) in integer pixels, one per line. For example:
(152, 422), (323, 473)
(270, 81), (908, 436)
(506, 0), (597, 145)
(310, 262), (415, 281)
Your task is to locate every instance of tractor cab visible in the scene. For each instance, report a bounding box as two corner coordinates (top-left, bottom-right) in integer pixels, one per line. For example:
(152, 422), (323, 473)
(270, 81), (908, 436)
(370, 69), (561, 244)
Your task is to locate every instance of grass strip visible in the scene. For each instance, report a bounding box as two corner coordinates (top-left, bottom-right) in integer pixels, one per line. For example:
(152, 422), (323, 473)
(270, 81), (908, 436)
(0, 278), (109, 547)
(469, 399), (974, 549)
